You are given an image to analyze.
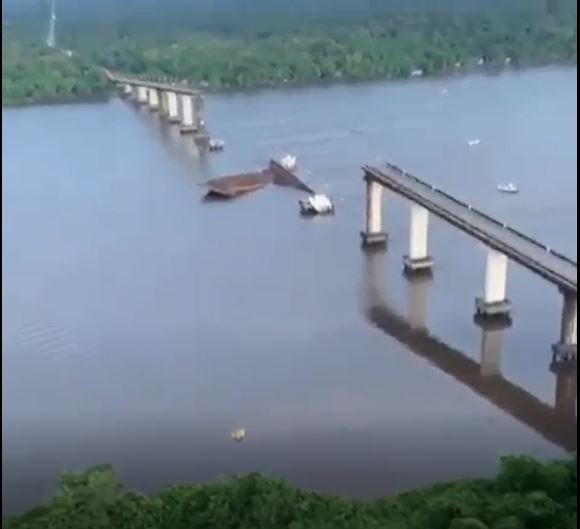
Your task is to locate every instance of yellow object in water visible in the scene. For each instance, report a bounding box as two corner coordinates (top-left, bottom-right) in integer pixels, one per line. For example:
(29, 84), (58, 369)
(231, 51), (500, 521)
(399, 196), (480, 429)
(231, 428), (246, 442)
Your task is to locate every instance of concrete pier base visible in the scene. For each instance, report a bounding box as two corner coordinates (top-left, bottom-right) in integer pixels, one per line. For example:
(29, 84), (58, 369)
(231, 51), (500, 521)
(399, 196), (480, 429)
(361, 179), (387, 249)
(475, 249), (511, 319)
(403, 256), (434, 274)
(403, 204), (433, 274)
(360, 231), (388, 248)
(180, 125), (197, 134)
(552, 288), (577, 359)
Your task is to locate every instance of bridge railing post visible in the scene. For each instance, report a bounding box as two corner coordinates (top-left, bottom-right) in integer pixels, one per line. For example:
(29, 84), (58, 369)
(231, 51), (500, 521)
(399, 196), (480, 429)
(475, 248), (512, 320)
(360, 176), (387, 248)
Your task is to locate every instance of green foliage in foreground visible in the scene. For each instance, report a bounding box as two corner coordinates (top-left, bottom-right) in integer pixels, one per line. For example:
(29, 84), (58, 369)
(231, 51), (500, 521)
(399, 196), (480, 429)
(4, 457), (577, 529)
(2, 42), (108, 106)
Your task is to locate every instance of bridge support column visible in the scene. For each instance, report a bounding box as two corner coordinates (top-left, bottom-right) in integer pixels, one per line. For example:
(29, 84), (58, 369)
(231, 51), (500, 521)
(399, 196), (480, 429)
(136, 85), (148, 105)
(165, 91), (180, 123)
(404, 204), (433, 274)
(147, 88), (160, 111)
(192, 94), (209, 146)
(180, 94), (196, 133)
(360, 178), (387, 248)
(553, 288), (577, 359)
(122, 84), (133, 97)
(158, 91), (167, 115)
(475, 248), (511, 319)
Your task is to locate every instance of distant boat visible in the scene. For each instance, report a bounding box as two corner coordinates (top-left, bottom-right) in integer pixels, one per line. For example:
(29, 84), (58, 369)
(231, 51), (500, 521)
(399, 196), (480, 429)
(497, 183), (519, 194)
(299, 194), (334, 216)
(231, 428), (246, 442)
(280, 154), (297, 171)
(467, 139), (480, 147)
(208, 138), (225, 151)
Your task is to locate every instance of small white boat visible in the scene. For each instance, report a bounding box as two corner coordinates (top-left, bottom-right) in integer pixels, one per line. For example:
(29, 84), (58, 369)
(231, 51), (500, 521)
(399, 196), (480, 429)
(231, 428), (246, 442)
(497, 183), (519, 194)
(208, 138), (225, 151)
(299, 194), (334, 215)
(467, 139), (480, 147)
(280, 154), (297, 171)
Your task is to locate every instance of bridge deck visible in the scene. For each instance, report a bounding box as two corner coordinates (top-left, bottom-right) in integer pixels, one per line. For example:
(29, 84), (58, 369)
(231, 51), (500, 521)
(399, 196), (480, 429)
(364, 164), (577, 292)
(107, 71), (201, 96)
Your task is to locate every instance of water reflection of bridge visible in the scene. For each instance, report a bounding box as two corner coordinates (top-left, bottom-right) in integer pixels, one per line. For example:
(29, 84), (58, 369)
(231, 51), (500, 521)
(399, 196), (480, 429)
(362, 252), (577, 452)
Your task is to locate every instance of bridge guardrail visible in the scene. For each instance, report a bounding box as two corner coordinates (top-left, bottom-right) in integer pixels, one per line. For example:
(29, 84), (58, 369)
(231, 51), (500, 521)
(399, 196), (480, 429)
(365, 165), (577, 290)
(380, 164), (577, 268)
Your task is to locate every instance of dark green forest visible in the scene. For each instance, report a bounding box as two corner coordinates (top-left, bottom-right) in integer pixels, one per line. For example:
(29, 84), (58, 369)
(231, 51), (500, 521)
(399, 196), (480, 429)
(2, 0), (577, 105)
(4, 457), (577, 529)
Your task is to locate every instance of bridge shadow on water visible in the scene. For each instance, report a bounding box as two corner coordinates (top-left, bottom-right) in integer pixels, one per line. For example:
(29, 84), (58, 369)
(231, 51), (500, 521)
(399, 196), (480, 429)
(361, 250), (577, 453)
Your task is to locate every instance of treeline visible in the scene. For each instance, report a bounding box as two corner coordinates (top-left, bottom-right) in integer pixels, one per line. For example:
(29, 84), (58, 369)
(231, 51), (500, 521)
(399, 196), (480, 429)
(87, 15), (576, 90)
(2, 40), (108, 106)
(2, 7), (577, 106)
(3, 1), (577, 34)
(4, 456), (577, 529)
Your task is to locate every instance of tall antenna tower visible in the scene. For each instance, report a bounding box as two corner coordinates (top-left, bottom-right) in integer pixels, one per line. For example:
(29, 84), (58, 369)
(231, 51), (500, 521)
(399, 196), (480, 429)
(46, 0), (56, 48)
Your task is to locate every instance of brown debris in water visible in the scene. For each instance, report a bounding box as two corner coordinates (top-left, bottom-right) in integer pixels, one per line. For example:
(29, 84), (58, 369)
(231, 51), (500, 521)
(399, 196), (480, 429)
(204, 170), (273, 199)
(203, 159), (315, 200)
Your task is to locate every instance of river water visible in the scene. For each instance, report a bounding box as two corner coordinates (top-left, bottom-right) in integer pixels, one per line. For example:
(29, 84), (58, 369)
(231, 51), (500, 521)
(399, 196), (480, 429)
(2, 67), (577, 514)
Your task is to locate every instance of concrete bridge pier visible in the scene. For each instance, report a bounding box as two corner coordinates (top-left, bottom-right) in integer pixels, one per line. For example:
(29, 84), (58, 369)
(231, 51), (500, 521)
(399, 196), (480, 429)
(136, 85), (149, 105)
(361, 178), (387, 248)
(164, 91), (180, 123)
(404, 204), (434, 274)
(553, 288), (577, 359)
(147, 88), (160, 111)
(179, 94), (196, 133)
(122, 84), (133, 97)
(476, 248), (511, 319)
(158, 91), (168, 115)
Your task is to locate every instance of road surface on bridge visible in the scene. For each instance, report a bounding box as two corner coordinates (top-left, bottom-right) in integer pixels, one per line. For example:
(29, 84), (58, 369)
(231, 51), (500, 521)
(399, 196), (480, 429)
(364, 164), (577, 292)
(105, 70), (201, 96)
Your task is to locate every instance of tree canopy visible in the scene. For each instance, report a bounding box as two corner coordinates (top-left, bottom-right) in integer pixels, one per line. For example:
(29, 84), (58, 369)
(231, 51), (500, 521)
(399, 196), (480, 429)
(3, 10), (577, 106)
(4, 457), (577, 529)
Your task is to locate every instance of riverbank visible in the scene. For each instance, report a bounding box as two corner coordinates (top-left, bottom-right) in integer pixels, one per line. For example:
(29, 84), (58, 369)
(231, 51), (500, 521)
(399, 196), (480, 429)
(3, 13), (576, 107)
(4, 457), (576, 528)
